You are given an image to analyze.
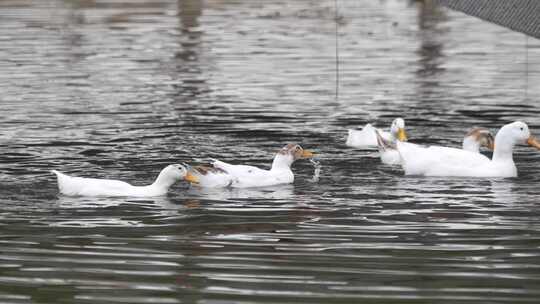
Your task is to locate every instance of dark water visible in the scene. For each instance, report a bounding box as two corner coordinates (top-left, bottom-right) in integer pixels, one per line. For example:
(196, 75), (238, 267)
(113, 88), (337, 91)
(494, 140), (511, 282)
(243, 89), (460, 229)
(1, 0), (540, 303)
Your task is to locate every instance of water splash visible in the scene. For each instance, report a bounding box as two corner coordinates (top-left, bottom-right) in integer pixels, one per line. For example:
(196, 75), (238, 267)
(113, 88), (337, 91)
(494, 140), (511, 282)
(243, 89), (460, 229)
(309, 158), (322, 183)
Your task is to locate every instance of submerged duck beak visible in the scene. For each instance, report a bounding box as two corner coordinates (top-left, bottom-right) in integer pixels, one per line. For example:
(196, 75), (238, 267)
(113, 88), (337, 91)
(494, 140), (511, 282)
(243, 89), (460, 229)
(301, 150), (314, 159)
(184, 172), (199, 184)
(527, 136), (540, 150)
(397, 128), (408, 141)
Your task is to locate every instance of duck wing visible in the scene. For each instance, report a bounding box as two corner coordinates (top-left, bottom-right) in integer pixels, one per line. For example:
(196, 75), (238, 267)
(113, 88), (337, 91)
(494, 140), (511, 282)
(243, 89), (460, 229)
(52, 170), (132, 196)
(189, 164), (234, 188)
(211, 159), (267, 177)
(346, 124), (390, 148)
(209, 159), (286, 187)
(397, 142), (491, 176)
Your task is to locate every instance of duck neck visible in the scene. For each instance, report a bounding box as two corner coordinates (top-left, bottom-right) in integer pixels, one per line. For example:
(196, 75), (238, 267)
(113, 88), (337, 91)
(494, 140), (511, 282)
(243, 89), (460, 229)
(462, 136), (480, 152)
(271, 154), (293, 171)
(492, 134), (515, 163)
(151, 169), (176, 190)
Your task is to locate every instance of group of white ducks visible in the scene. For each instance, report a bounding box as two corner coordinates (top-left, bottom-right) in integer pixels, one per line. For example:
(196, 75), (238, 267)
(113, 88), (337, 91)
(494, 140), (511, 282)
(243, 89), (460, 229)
(347, 119), (540, 176)
(52, 120), (540, 198)
(52, 144), (313, 197)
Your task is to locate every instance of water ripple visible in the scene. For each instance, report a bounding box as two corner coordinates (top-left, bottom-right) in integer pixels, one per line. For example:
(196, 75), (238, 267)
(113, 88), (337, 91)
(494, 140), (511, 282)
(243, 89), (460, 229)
(1, 0), (540, 303)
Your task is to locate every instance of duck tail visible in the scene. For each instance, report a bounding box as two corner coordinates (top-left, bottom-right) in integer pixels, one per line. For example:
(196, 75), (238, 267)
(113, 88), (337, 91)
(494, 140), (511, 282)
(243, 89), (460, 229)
(375, 130), (396, 152)
(51, 170), (65, 178)
(345, 129), (354, 145)
(50, 170), (68, 193)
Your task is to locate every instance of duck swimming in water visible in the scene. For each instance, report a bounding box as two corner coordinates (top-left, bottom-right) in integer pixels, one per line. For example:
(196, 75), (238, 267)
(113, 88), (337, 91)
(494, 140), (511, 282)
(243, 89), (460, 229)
(395, 121), (540, 177)
(346, 117), (407, 149)
(184, 144), (314, 188)
(52, 164), (193, 197)
(376, 127), (494, 165)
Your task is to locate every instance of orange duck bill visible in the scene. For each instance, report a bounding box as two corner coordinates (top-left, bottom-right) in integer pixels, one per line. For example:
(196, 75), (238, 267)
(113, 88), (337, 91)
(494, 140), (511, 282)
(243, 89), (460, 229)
(301, 150), (314, 159)
(527, 136), (540, 150)
(184, 172), (200, 184)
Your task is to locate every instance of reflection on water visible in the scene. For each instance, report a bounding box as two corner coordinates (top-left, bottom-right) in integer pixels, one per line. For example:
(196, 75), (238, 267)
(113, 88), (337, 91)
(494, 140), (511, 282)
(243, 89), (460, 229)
(1, 0), (540, 303)
(415, 0), (445, 99)
(186, 185), (295, 201)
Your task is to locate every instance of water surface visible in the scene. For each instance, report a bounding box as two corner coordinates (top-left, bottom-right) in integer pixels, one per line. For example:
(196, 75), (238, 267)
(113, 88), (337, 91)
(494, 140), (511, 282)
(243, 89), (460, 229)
(1, 0), (540, 303)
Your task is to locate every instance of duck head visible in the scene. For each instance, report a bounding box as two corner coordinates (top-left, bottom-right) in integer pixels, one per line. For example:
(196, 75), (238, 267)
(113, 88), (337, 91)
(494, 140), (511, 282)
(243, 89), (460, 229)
(494, 121), (540, 160)
(272, 144), (314, 169)
(390, 118), (407, 142)
(463, 128), (495, 152)
(154, 164), (190, 188)
(500, 121), (538, 146)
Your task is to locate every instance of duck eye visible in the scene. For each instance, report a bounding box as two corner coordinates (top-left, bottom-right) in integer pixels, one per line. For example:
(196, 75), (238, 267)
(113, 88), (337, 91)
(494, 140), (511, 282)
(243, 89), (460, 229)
(520, 127), (524, 131)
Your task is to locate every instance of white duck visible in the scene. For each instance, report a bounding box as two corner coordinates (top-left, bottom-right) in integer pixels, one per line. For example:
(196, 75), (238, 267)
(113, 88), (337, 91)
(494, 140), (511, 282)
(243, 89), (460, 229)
(52, 164), (193, 197)
(184, 144), (314, 188)
(376, 127), (495, 165)
(346, 117), (407, 148)
(396, 121), (540, 177)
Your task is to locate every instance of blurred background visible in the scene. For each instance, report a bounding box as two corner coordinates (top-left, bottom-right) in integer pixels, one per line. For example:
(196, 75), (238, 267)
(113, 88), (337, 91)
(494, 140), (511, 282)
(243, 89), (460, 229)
(1, 0), (540, 303)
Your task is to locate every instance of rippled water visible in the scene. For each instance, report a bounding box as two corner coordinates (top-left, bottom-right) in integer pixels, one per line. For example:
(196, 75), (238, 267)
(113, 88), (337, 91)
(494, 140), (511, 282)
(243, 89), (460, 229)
(1, 0), (540, 303)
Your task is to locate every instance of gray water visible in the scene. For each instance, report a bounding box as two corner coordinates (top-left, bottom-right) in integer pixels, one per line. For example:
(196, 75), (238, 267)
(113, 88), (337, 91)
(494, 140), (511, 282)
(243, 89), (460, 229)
(1, 0), (540, 303)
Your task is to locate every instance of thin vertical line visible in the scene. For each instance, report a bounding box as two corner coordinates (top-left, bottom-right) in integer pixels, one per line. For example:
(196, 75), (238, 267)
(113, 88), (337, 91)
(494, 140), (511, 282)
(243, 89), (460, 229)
(334, 0), (339, 101)
(525, 35), (528, 101)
